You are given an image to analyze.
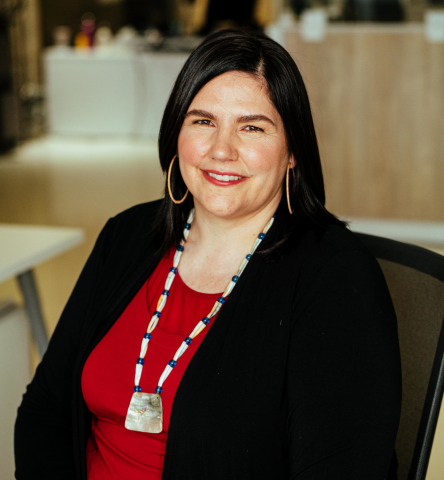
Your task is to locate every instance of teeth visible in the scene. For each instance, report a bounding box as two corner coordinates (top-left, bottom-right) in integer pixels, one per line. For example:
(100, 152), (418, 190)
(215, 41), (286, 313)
(207, 172), (243, 181)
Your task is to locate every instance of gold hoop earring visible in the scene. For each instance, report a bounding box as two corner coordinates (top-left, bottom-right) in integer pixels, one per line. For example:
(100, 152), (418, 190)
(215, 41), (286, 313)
(286, 163), (293, 215)
(167, 155), (189, 204)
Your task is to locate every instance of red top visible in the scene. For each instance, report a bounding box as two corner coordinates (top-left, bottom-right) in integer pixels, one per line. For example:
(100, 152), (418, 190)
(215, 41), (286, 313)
(81, 248), (221, 479)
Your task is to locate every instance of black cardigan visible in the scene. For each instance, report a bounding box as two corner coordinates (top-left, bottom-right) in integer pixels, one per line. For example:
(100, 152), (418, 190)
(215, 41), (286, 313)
(15, 199), (402, 480)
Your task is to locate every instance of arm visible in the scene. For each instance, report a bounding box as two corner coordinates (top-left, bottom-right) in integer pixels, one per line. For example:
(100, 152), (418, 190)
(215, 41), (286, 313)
(14, 218), (115, 480)
(287, 250), (402, 479)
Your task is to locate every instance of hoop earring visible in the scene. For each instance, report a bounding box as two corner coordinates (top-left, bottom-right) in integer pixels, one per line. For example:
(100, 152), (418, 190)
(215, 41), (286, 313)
(286, 163), (294, 215)
(167, 155), (189, 204)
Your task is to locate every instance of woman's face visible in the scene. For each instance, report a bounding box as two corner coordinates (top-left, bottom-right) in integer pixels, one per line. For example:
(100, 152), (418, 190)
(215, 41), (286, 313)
(177, 70), (294, 220)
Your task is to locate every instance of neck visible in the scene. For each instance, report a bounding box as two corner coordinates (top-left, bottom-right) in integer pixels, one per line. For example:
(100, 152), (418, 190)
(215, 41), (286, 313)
(188, 199), (279, 257)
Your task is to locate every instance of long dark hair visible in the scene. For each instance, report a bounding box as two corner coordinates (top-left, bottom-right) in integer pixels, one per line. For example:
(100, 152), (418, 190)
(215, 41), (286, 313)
(152, 28), (346, 257)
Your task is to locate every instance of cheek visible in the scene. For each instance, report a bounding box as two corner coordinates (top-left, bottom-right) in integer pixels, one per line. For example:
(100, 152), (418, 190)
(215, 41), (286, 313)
(178, 129), (208, 167)
(240, 141), (287, 179)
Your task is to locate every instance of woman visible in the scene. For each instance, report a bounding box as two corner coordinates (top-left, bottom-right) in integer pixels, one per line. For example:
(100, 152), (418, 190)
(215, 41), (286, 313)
(15, 29), (401, 479)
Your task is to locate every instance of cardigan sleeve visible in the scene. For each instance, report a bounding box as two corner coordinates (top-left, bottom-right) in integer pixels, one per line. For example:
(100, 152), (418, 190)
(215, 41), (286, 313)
(286, 249), (402, 479)
(14, 217), (115, 480)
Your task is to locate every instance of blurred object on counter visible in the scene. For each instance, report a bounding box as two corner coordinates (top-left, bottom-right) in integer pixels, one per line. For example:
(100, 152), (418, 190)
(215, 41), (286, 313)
(265, 10), (297, 46)
(425, 10), (444, 42)
(300, 8), (328, 41)
(74, 31), (89, 49)
(52, 25), (72, 46)
(144, 28), (164, 50)
(94, 25), (114, 47)
(81, 12), (96, 46)
(115, 25), (137, 49)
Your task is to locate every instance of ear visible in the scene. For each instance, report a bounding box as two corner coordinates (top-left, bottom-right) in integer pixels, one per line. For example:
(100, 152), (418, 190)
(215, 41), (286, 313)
(288, 154), (296, 169)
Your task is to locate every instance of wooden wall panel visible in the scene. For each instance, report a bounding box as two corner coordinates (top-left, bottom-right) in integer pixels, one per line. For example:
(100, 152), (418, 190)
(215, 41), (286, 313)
(286, 26), (444, 220)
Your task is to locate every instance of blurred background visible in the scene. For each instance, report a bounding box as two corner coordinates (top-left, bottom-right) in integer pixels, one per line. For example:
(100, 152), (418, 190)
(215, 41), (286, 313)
(0, 0), (444, 478)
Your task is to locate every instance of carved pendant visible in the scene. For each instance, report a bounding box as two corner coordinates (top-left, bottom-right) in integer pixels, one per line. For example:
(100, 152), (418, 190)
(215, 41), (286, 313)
(125, 393), (163, 433)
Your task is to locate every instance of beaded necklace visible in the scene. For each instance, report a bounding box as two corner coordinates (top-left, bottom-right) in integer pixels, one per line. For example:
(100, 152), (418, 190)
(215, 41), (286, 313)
(125, 208), (276, 433)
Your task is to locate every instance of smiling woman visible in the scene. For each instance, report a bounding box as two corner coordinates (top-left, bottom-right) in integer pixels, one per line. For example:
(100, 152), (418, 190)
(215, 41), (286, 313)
(15, 30), (402, 480)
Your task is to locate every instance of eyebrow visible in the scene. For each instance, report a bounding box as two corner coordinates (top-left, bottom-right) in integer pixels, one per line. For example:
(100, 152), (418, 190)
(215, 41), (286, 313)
(185, 109), (275, 127)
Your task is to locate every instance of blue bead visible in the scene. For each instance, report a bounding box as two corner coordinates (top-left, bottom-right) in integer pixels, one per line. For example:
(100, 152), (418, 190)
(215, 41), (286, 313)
(273, 213), (277, 218)
(133, 386), (141, 393)
(137, 358), (144, 365)
(176, 245), (184, 252)
(154, 311), (161, 317)
(202, 317), (210, 325)
(246, 254), (252, 260)
(184, 222), (191, 230)
(162, 290), (170, 296)
(155, 386), (163, 394)
(258, 232), (266, 239)
(184, 336), (192, 345)
(143, 333), (151, 339)
(168, 359), (177, 367)
(232, 275), (239, 283)
(170, 267), (177, 274)
(217, 297), (225, 304)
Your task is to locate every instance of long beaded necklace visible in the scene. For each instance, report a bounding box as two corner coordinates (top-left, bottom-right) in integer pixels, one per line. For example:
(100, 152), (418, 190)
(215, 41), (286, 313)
(125, 208), (276, 433)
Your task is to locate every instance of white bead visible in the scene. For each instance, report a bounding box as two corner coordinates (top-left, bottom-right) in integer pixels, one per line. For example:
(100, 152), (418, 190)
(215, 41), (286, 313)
(223, 281), (235, 297)
(147, 316), (159, 333)
(135, 364), (143, 385)
(165, 272), (175, 290)
(192, 322), (207, 338)
(140, 338), (149, 357)
(158, 365), (173, 387)
(187, 208), (195, 223)
(189, 320), (205, 338)
(184, 228), (190, 240)
(250, 238), (261, 254)
(208, 302), (222, 318)
(237, 258), (248, 276)
(173, 250), (182, 268)
(263, 217), (275, 233)
(157, 295), (167, 312)
(173, 342), (188, 360)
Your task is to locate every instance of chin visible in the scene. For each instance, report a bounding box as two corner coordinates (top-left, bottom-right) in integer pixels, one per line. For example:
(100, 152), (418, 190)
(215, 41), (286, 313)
(196, 196), (246, 218)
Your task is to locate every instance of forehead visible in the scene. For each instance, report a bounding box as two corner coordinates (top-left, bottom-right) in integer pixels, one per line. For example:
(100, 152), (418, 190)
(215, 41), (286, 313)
(188, 71), (277, 117)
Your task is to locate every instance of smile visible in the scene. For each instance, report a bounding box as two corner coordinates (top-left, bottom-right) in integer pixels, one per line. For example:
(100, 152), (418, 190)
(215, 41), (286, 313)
(206, 172), (244, 181)
(202, 170), (248, 187)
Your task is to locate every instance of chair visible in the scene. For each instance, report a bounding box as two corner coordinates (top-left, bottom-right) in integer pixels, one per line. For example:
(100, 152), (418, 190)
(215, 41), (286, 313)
(355, 233), (444, 480)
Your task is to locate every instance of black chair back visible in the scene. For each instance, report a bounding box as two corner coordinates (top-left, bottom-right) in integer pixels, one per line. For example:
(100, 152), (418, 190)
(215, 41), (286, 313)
(356, 233), (444, 480)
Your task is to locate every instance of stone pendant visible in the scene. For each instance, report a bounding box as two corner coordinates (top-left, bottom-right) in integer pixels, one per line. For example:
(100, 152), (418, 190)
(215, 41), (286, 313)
(125, 392), (163, 433)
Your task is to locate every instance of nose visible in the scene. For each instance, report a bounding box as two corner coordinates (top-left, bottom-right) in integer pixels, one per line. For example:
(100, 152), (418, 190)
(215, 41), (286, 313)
(208, 127), (238, 162)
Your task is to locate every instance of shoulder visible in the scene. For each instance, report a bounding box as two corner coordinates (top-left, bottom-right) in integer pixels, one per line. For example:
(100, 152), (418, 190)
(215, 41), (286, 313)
(288, 222), (396, 333)
(291, 221), (386, 292)
(95, 199), (163, 259)
(110, 199), (163, 230)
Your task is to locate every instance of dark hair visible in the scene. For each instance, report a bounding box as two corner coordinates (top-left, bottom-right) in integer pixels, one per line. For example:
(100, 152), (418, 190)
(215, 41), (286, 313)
(153, 28), (346, 257)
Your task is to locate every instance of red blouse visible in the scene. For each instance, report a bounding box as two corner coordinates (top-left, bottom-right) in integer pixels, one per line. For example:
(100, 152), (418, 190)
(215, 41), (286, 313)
(81, 248), (221, 479)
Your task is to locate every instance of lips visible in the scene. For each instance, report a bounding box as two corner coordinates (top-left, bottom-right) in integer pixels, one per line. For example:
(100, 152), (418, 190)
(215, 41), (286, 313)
(202, 169), (247, 186)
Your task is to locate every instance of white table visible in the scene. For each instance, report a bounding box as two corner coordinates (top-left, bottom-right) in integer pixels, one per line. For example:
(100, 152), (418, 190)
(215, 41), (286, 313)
(44, 48), (188, 138)
(0, 224), (85, 357)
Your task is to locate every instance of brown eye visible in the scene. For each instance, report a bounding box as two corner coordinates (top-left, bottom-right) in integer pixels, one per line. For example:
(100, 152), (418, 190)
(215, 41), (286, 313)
(244, 125), (263, 132)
